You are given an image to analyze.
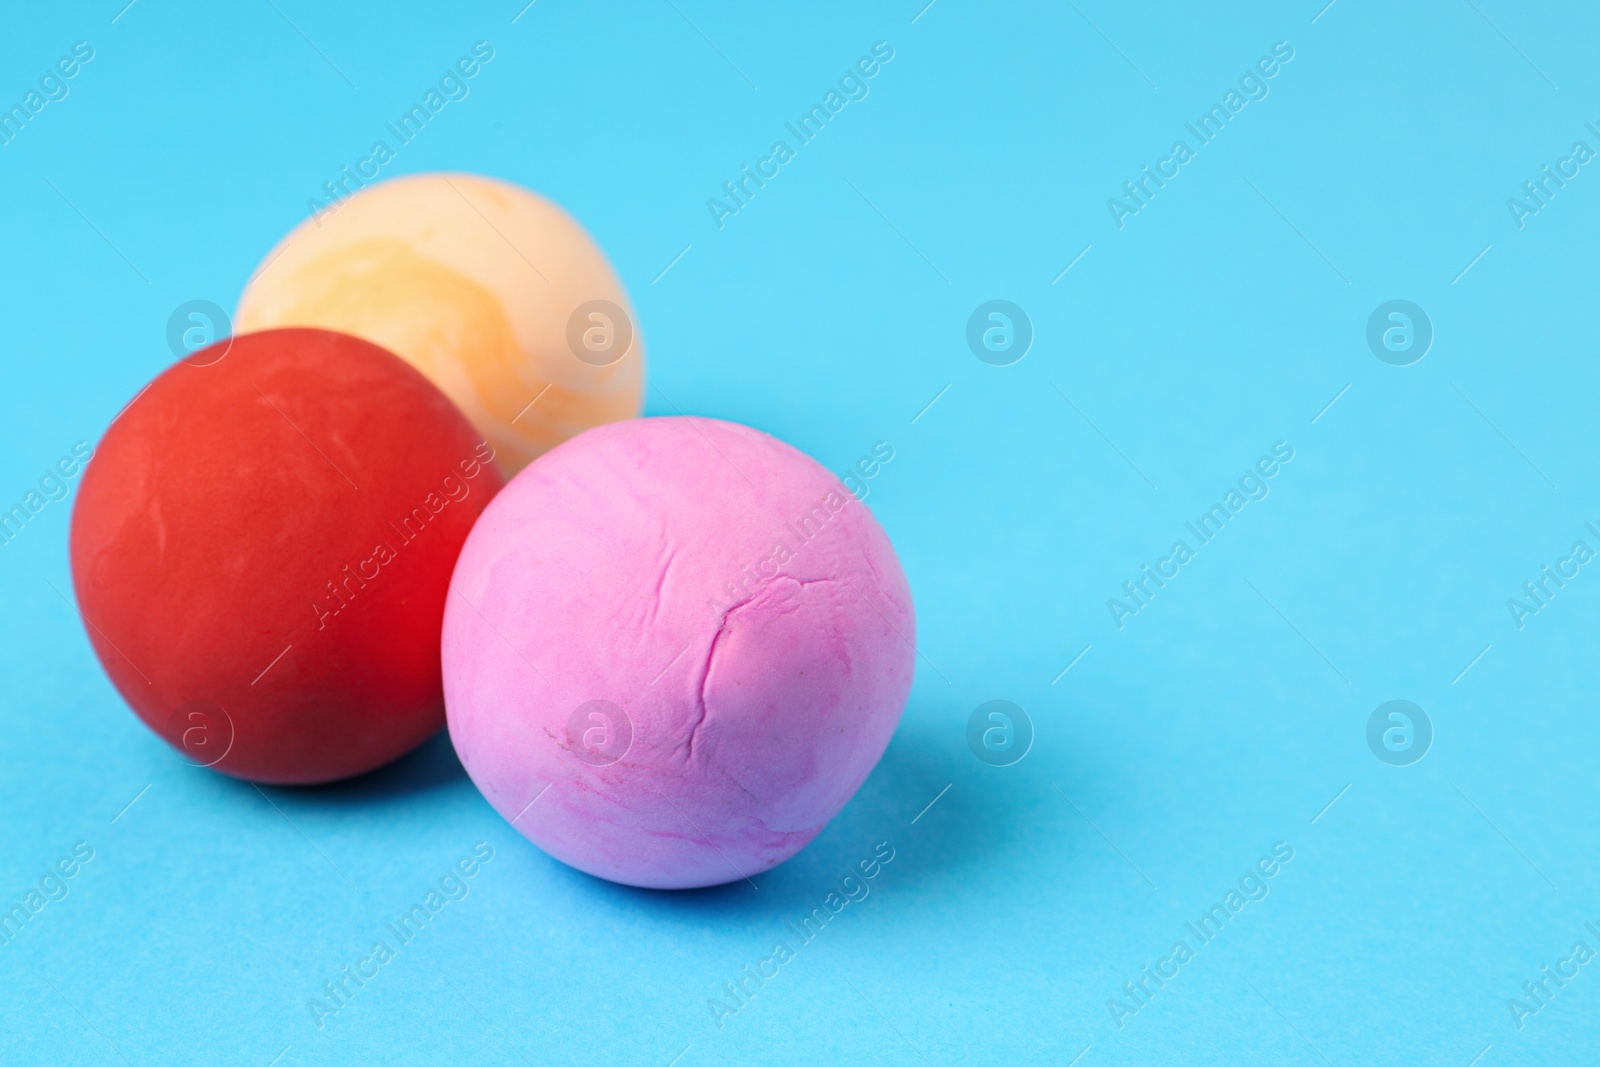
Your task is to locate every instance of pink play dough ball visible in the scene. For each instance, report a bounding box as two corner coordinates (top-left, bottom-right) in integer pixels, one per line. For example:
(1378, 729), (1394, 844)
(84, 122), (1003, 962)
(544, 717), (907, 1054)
(442, 416), (915, 889)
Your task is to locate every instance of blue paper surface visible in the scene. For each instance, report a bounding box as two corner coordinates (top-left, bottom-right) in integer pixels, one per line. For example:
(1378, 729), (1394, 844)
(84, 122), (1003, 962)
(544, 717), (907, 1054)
(1, 2), (1596, 1063)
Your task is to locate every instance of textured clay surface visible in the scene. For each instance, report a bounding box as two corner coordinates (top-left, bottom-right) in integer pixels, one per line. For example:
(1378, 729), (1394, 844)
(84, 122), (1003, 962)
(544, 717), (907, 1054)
(71, 328), (504, 783)
(236, 172), (644, 475)
(442, 416), (915, 888)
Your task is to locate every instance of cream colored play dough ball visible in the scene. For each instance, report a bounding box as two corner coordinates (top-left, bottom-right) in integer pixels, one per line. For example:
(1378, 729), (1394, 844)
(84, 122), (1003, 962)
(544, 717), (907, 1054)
(236, 173), (644, 474)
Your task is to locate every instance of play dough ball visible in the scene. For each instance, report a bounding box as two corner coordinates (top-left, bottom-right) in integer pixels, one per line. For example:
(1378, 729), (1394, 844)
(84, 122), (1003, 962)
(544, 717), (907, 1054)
(235, 172), (644, 476)
(71, 328), (505, 784)
(442, 417), (915, 889)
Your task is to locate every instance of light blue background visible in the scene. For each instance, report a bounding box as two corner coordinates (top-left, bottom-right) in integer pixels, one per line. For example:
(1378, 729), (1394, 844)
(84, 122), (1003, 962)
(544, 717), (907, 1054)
(2, 1), (1597, 1064)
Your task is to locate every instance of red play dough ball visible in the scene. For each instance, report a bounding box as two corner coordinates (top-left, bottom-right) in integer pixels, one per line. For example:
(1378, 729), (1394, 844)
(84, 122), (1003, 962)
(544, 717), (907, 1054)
(70, 328), (505, 783)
